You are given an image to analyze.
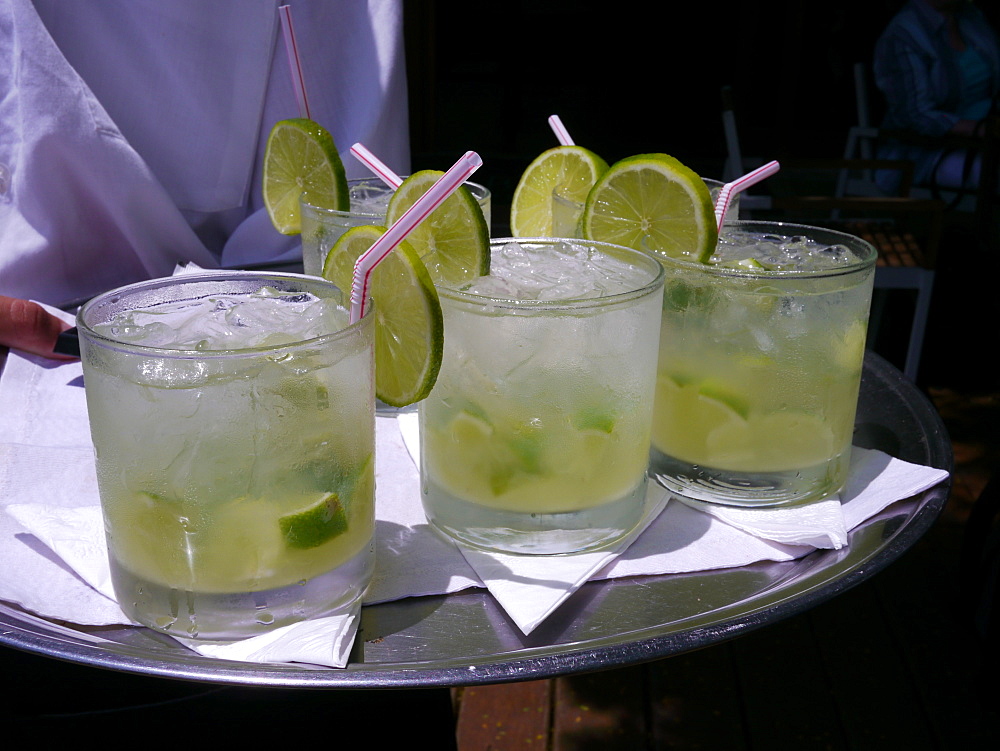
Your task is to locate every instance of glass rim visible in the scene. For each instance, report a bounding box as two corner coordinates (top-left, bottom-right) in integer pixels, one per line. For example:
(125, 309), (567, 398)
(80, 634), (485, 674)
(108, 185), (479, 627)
(436, 237), (666, 311)
(77, 270), (372, 359)
(654, 219), (878, 280)
(299, 177), (491, 219)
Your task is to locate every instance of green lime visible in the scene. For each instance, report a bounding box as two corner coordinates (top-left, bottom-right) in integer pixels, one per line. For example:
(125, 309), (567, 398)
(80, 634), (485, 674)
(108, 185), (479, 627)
(582, 153), (718, 262)
(385, 170), (490, 285)
(262, 118), (348, 235)
(572, 407), (616, 434)
(322, 225), (443, 407)
(279, 492), (348, 549)
(510, 145), (609, 237)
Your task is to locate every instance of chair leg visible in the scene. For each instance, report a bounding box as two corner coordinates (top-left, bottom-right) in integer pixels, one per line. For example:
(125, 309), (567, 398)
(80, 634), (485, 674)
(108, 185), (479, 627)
(867, 288), (888, 354)
(902, 272), (934, 382)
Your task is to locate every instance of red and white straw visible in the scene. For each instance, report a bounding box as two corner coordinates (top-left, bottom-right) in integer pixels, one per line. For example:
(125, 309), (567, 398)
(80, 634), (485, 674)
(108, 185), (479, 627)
(350, 151), (484, 323)
(279, 5), (311, 119)
(548, 115), (574, 146)
(715, 160), (780, 232)
(350, 143), (403, 189)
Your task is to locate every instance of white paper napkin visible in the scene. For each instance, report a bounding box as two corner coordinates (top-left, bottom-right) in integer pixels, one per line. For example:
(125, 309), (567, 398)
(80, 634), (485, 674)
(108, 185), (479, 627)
(1, 351), (952, 651)
(395, 412), (951, 630)
(173, 604), (361, 665)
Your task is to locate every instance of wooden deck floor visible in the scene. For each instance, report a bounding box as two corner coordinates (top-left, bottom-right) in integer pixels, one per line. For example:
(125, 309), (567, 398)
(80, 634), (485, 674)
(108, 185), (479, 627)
(452, 383), (1000, 750)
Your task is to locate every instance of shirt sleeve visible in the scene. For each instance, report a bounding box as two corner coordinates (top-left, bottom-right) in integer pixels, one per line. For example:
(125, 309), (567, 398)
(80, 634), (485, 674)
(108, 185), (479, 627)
(875, 28), (961, 138)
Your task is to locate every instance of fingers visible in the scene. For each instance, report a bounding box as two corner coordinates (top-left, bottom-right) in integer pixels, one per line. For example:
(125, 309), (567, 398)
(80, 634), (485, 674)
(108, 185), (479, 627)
(0, 296), (78, 361)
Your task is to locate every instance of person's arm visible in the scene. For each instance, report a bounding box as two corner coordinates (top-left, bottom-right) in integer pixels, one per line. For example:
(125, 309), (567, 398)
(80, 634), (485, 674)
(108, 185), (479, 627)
(0, 296), (77, 360)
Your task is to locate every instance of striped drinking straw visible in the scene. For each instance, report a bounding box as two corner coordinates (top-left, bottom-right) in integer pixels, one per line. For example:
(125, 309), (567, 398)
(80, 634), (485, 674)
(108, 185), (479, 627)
(279, 5), (311, 120)
(350, 143), (404, 189)
(715, 160), (781, 232)
(349, 151), (484, 323)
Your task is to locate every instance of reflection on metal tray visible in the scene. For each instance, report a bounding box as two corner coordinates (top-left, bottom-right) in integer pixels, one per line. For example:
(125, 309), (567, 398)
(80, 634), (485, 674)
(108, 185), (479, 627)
(0, 353), (952, 689)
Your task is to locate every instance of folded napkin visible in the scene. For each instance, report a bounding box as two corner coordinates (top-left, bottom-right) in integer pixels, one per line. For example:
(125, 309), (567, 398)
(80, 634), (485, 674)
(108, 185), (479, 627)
(1, 351), (951, 658)
(395, 412), (951, 632)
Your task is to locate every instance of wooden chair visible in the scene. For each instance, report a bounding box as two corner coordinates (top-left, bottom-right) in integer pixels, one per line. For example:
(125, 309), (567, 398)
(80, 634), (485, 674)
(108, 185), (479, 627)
(844, 62), (1000, 251)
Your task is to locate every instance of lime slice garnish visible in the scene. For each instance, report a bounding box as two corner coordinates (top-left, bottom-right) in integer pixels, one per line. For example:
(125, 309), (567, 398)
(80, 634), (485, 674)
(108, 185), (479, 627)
(510, 145), (609, 237)
(582, 153), (718, 262)
(385, 170), (490, 285)
(322, 225), (443, 407)
(262, 118), (348, 235)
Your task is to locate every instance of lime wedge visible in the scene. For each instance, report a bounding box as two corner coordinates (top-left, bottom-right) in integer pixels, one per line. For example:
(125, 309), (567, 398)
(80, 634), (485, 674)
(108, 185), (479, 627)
(262, 118), (348, 234)
(385, 170), (490, 285)
(573, 406), (616, 434)
(510, 145), (609, 237)
(278, 492), (347, 549)
(322, 225), (443, 407)
(582, 153), (717, 262)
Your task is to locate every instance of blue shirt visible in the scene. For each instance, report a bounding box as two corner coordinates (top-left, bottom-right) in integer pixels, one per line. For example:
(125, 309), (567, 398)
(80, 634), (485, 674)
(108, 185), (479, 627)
(875, 0), (1000, 137)
(873, 1), (1000, 187)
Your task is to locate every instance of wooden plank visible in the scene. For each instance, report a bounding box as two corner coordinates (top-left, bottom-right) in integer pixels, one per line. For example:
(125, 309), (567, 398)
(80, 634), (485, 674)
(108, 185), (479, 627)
(873, 531), (1000, 750)
(808, 580), (935, 750)
(552, 665), (646, 750)
(455, 679), (552, 750)
(730, 613), (846, 749)
(647, 642), (749, 750)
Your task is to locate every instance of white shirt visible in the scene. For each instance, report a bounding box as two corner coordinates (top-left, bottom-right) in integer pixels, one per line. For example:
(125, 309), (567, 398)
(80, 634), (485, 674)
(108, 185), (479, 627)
(0, 0), (410, 305)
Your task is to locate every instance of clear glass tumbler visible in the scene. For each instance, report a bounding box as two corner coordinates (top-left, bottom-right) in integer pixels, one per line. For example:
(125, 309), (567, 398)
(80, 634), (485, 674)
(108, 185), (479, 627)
(300, 177), (492, 276)
(648, 221), (877, 506)
(78, 271), (375, 639)
(419, 237), (665, 555)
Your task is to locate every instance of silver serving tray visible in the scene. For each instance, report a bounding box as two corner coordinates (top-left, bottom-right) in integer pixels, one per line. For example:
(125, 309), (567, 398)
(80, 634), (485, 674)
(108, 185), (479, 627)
(0, 352), (951, 688)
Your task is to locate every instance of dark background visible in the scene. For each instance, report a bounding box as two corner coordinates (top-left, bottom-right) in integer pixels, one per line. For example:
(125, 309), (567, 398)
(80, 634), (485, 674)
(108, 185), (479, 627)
(405, 0), (1000, 390)
(405, 0), (933, 216)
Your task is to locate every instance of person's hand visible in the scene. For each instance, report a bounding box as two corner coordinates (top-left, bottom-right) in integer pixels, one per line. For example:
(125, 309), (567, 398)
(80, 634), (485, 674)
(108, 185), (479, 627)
(0, 295), (77, 360)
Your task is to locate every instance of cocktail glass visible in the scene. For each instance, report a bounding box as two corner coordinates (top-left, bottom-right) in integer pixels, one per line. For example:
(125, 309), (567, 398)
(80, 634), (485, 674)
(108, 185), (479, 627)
(419, 237), (665, 554)
(648, 220), (877, 506)
(300, 177), (492, 276)
(77, 271), (375, 639)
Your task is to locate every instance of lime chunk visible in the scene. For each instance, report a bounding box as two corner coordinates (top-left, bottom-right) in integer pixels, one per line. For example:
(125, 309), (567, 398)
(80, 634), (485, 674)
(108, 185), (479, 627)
(279, 492), (348, 549)
(573, 406), (616, 434)
(262, 118), (348, 234)
(510, 145), (609, 237)
(582, 153), (717, 262)
(323, 225), (443, 407)
(385, 170), (490, 285)
(651, 374), (747, 463)
(707, 412), (836, 472)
